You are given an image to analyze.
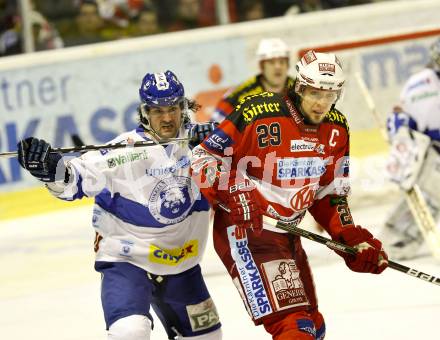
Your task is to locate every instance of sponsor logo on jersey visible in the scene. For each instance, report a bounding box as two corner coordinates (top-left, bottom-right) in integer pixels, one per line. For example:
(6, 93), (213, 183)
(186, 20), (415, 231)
(146, 156), (190, 177)
(237, 87), (264, 104)
(301, 136), (319, 143)
(266, 205), (306, 223)
(119, 239), (134, 258)
(148, 176), (195, 224)
(290, 140), (316, 152)
(227, 226), (272, 319)
(92, 207), (102, 227)
(186, 298), (220, 331)
(149, 240), (198, 265)
(410, 90), (439, 103)
(277, 157), (326, 179)
(242, 101), (281, 123)
(407, 77), (430, 92)
(285, 97), (302, 125)
(289, 183), (319, 211)
(315, 143), (325, 154)
(326, 110), (349, 130)
(107, 149), (148, 168)
(203, 129), (233, 152)
(262, 259), (310, 311)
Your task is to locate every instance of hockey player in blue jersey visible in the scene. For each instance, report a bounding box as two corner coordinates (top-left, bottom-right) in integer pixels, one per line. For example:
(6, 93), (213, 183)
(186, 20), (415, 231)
(383, 38), (440, 260)
(17, 70), (222, 340)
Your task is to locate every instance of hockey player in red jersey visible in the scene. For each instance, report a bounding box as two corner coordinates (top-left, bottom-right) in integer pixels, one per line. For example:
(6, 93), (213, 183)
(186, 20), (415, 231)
(212, 38), (295, 122)
(190, 50), (388, 339)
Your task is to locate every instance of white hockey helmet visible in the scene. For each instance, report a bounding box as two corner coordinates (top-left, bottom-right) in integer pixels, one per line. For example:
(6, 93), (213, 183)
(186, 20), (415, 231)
(429, 37), (440, 72)
(256, 38), (290, 62)
(295, 50), (345, 96)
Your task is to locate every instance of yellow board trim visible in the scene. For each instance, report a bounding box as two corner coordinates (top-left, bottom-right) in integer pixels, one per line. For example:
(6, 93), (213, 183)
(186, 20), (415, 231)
(0, 128), (388, 221)
(351, 128), (389, 157)
(0, 186), (93, 221)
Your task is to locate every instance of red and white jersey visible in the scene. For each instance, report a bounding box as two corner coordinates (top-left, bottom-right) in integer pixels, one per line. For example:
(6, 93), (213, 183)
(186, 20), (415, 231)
(191, 91), (353, 239)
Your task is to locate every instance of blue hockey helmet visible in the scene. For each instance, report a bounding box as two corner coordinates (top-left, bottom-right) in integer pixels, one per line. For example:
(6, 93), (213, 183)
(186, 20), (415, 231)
(139, 70), (185, 107)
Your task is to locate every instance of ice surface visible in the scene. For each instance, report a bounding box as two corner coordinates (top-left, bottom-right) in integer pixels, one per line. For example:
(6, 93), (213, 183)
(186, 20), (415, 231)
(1, 203), (439, 339)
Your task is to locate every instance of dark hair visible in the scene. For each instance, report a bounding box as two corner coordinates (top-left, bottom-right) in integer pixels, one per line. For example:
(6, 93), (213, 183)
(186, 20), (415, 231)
(138, 98), (201, 128)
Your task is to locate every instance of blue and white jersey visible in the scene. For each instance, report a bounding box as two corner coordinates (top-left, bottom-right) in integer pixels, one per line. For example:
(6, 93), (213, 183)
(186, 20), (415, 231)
(47, 126), (210, 276)
(387, 68), (440, 142)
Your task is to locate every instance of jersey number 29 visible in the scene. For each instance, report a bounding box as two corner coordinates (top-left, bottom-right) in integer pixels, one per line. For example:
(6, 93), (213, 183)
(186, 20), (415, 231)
(256, 123), (281, 148)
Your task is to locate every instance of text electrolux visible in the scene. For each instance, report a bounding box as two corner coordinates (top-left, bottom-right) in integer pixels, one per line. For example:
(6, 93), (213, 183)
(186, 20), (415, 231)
(290, 140), (316, 152)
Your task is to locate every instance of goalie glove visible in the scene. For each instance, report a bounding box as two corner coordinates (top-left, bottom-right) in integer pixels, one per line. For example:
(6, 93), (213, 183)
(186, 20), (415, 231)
(386, 126), (431, 191)
(335, 225), (388, 274)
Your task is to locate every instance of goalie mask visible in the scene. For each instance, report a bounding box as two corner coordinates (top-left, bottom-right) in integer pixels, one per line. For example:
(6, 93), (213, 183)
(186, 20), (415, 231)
(138, 70), (190, 136)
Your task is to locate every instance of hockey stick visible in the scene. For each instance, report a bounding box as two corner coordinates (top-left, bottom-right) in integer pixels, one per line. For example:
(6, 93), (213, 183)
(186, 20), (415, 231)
(355, 72), (440, 260)
(0, 137), (192, 159)
(218, 203), (440, 286)
(263, 214), (440, 286)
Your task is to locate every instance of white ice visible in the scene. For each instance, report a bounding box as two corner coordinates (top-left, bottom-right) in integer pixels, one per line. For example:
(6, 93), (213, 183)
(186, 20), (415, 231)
(1, 202), (439, 340)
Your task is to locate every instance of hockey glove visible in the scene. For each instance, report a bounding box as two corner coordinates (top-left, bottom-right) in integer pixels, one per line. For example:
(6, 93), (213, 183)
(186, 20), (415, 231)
(335, 225), (388, 274)
(216, 177), (263, 234)
(17, 137), (65, 183)
(188, 122), (219, 149)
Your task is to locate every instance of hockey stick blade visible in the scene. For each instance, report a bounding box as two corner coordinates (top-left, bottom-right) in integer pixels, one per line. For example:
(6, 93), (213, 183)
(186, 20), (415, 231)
(0, 137), (192, 158)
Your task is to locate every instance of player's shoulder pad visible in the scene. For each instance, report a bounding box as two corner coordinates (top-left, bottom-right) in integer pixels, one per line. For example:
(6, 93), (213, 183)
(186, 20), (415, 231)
(402, 68), (438, 97)
(286, 76), (296, 88)
(324, 108), (350, 133)
(226, 76), (264, 103)
(227, 92), (286, 131)
(226, 76), (259, 98)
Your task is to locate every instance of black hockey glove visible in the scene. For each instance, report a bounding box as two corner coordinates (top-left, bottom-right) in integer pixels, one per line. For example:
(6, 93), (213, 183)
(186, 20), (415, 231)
(17, 137), (65, 183)
(188, 122), (219, 149)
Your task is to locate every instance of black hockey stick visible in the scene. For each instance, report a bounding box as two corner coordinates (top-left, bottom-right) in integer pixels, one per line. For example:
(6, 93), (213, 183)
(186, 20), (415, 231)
(0, 137), (192, 158)
(218, 203), (440, 286)
(268, 217), (440, 286)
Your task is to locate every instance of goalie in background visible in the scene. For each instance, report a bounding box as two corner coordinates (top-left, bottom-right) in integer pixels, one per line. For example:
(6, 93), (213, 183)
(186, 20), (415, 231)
(382, 37), (440, 260)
